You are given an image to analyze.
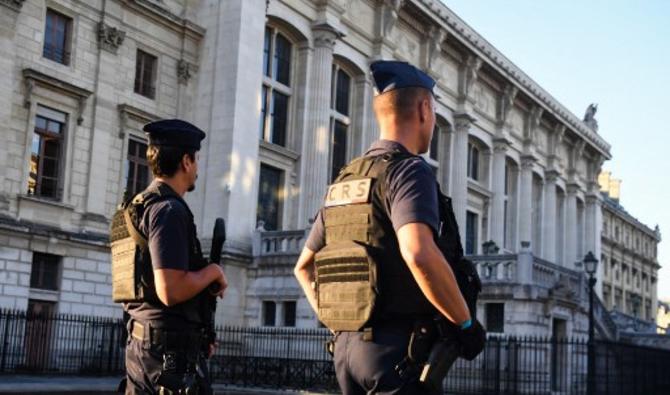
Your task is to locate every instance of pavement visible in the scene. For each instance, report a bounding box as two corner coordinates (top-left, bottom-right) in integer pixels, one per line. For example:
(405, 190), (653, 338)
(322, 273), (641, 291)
(0, 375), (337, 395)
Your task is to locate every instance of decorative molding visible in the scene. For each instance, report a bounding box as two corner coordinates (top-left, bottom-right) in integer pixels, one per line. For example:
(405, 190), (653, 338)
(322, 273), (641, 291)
(0, 0), (25, 12)
(119, 0), (205, 41)
(520, 154), (536, 169)
(497, 83), (518, 127)
(118, 103), (159, 138)
(177, 59), (195, 85)
(459, 54), (482, 100)
(98, 22), (126, 54)
(413, 0), (611, 157)
(524, 105), (544, 146)
(22, 68), (93, 125)
(426, 25), (446, 70)
(381, 0), (405, 37)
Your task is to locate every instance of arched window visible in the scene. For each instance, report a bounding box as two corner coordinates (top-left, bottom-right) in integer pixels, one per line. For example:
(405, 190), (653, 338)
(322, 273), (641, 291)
(329, 64), (352, 181)
(260, 27), (293, 147)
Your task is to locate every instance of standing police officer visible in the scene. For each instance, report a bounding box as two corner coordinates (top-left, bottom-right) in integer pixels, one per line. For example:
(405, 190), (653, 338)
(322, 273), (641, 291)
(294, 61), (485, 394)
(111, 120), (227, 394)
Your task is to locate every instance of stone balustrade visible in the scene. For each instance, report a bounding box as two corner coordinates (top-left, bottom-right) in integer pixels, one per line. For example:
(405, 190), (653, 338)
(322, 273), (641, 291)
(252, 229), (309, 257)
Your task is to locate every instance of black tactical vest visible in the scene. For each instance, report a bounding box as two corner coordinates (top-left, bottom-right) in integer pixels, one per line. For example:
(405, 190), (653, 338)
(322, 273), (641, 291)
(110, 183), (209, 327)
(314, 152), (438, 331)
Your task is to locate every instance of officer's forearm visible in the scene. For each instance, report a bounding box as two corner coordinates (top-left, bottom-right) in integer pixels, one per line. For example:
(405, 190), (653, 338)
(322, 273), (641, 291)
(398, 223), (470, 325)
(293, 247), (318, 314)
(154, 265), (220, 306)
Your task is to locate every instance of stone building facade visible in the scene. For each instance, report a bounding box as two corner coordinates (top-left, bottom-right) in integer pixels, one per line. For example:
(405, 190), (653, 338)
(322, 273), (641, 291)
(0, 0), (625, 338)
(599, 171), (661, 325)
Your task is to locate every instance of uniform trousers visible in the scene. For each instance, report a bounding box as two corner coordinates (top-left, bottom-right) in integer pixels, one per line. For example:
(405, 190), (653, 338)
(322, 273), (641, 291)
(333, 323), (438, 395)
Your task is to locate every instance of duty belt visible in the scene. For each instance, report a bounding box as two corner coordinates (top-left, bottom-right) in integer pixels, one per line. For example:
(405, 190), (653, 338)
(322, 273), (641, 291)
(130, 321), (207, 350)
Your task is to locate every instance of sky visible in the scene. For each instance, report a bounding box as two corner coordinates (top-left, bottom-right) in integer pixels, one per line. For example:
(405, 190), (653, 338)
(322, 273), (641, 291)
(440, 0), (670, 300)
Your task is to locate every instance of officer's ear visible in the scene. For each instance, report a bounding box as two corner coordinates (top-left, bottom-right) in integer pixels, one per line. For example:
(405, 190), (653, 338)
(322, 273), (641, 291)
(180, 152), (195, 172)
(418, 95), (432, 124)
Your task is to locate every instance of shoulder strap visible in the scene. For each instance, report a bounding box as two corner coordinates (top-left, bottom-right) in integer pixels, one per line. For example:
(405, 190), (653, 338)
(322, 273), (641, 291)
(123, 208), (147, 250)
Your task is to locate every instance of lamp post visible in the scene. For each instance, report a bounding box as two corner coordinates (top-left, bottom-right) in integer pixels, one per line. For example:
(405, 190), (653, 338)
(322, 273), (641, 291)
(584, 251), (598, 395)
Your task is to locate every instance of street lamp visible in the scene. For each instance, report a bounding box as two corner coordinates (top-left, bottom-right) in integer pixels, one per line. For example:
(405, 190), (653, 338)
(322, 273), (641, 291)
(584, 251), (598, 395)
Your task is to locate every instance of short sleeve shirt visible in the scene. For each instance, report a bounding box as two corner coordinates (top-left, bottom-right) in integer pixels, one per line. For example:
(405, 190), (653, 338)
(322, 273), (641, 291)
(139, 184), (190, 272)
(305, 140), (439, 252)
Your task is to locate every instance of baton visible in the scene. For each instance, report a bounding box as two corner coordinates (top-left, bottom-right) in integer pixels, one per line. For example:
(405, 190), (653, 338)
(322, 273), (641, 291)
(208, 218), (226, 293)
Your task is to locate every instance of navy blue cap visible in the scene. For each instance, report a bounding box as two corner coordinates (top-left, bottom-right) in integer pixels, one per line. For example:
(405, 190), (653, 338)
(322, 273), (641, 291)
(143, 119), (206, 150)
(370, 60), (436, 96)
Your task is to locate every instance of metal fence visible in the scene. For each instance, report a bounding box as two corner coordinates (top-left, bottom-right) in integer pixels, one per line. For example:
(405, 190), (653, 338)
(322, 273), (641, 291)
(1, 309), (670, 394)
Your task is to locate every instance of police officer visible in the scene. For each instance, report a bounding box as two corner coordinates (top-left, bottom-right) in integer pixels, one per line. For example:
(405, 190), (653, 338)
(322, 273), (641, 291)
(116, 120), (227, 394)
(294, 61), (485, 394)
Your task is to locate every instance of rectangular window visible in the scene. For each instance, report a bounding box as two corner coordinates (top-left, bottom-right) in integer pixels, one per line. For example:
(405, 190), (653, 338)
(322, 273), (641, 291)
(283, 301), (297, 327)
(270, 91), (288, 146)
(256, 164), (282, 231)
(126, 139), (149, 198)
(331, 120), (348, 182)
(467, 143), (479, 181)
(30, 252), (61, 291)
(43, 9), (72, 65)
(28, 107), (66, 200)
(262, 301), (276, 326)
(485, 303), (504, 333)
(465, 211), (478, 255)
(134, 50), (157, 99)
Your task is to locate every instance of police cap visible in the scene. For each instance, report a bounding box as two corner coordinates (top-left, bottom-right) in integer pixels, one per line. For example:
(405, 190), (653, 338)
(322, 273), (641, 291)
(370, 60), (436, 96)
(143, 119), (206, 150)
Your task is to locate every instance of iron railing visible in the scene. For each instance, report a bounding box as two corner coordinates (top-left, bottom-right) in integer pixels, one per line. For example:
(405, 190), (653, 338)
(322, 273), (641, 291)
(1, 309), (669, 394)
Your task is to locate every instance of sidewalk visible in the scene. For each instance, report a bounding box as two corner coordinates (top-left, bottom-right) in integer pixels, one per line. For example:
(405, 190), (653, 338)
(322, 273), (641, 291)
(0, 375), (336, 395)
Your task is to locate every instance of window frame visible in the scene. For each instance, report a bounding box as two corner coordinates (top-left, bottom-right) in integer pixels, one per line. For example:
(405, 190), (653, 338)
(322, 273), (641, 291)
(467, 141), (480, 181)
(43, 8), (73, 66)
(125, 136), (150, 198)
(256, 163), (284, 231)
(134, 49), (158, 99)
(329, 64), (352, 181)
(465, 210), (479, 255)
(260, 27), (294, 147)
(29, 252), (62, 291)
(28, 107), (67, 201)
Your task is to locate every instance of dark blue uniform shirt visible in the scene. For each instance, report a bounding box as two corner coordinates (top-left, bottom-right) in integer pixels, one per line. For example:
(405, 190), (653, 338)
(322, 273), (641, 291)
(306, 140), (439, 252)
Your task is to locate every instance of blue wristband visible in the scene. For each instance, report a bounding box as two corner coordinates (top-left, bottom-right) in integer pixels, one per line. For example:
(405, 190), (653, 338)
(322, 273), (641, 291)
(460, 319), (472, 330)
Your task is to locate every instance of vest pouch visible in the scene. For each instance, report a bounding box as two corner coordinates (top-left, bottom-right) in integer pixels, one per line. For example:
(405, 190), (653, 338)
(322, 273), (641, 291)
(110, 208), (143, 303)
(314, 240), (378, 331)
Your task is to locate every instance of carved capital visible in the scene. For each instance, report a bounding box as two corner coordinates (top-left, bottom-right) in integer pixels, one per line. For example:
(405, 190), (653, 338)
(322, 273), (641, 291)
(497, 83), (518, 126)
(459, 55), (482, 100)
(545, 169), (560, 183)
(493, 137), (510, 154)
(177, 59), (195, 85)
(524, 105), (543, 147)
(312, 22), (343, 49)
(98, 22), (126, 54)
(453, 112), (476, 132)
(520, 154), (536, 169)
(0, 0), (25, 12)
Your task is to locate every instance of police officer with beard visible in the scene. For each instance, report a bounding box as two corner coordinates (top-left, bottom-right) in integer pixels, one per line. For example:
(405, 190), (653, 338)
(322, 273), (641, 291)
(111, 120), (227, 394)
(294, 61), (485, 394)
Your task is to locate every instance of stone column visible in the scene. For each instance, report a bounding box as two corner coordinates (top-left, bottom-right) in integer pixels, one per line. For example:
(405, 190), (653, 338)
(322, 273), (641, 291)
(489, 139), (508, 251)
(565, 184), (579, 268)
(518, 155), (534, 250)
(451, 113), (474, 244)
(299, 23), (341, 224)
(543, 171), (558, 262)
(0, 3), (22, 210)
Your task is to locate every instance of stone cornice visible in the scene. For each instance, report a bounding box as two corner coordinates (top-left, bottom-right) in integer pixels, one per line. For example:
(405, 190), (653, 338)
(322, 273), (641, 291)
(602, 196), (659, 240)
(119, 0), (205, 41)
(118, 103), (159, 138)
(0, 0), (25, 12)
(410, 0), (612, 158)
(23, 68), (93, 125)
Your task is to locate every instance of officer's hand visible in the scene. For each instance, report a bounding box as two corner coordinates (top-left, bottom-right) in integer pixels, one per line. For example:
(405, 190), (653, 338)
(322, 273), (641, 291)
(208, 341), (218, 358)
(209, 264), (227, 298)
(457, 319), (486, 360)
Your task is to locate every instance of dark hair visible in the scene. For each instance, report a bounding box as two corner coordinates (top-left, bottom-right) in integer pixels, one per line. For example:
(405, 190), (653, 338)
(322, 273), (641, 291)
(373, 87), (432, 119)
(146, 145), (196, 178)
